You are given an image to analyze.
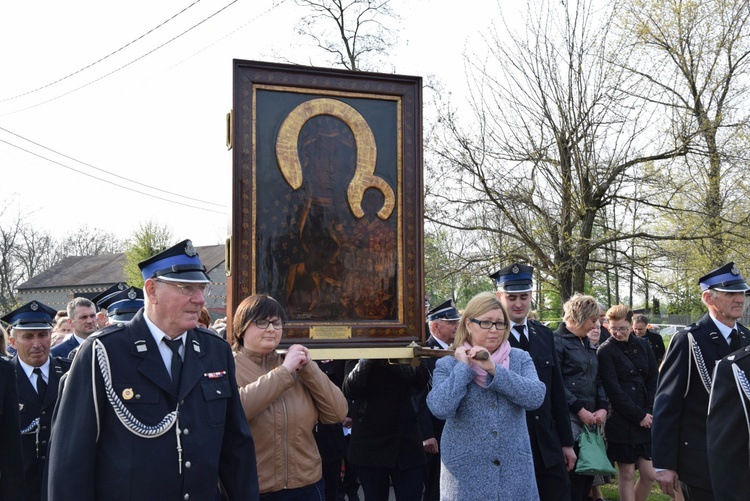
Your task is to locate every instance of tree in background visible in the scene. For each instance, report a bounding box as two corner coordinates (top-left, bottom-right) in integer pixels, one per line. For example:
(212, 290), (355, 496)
(427, 0), (688, 304)
(123, 221), (174, 287)
(57, 225), (124, 256)
(292, 0), (399, 71)
(618, 0), (750, 269)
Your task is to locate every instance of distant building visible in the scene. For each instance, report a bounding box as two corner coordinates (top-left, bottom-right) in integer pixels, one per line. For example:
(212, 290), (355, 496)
(16, 245), (227, 320)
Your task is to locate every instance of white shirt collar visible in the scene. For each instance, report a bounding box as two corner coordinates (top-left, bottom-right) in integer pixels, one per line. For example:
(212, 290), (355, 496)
(709, 311), (736, 342)
(144, 313), (186, 346)
(509, 319), (528, 342)
(18, 356), (51, 382)
(73, 333), (87, 345)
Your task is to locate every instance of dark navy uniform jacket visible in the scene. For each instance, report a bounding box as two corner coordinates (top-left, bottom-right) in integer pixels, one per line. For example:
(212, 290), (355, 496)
(47, 310), (259, 500)
(0, 357), (25, 500)
(49, 336), (79, 359)
(509, 320), (574, 469)
(12, 355), (71, 501)
(652, 313), (750, 490)
(707, 346), (750, 501)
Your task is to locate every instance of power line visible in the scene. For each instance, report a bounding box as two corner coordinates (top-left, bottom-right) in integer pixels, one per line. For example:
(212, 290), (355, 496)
(1, 0), (240, 116)
(0, 0), (204, 104)
(0, 136), (227, 215)
(0, 125), (225, 208)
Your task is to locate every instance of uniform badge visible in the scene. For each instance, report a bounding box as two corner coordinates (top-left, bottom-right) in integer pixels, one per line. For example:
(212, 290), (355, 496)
(192, 339), (201, 353)
(732, 264), (741, 275)
(127, 289), (137, 300)
(122, 388), (134, 400)
(184, 241), (197, 257)
(135, 340), (148, 352)
(30, 301), (39, 311)
(512, 265), (520, 274)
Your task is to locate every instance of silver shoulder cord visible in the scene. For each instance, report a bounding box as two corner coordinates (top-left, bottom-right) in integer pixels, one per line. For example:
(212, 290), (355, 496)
(688, 333), (712, 395)
(20, 418), (41, 458)
(732, 364), (750, 441)
(92, 339), (184, 473)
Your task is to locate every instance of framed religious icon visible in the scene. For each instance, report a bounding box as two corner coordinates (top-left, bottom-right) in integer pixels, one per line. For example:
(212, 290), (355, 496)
(227, 59), (424, 349)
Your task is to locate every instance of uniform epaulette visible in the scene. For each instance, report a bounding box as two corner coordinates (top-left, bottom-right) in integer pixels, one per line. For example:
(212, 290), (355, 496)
(725, 346), (750, 362)
(93, 323), (127, 338)
(51, 356), (73, 367)
(195, 326), (223, 339)
(0, 354), (11, 364)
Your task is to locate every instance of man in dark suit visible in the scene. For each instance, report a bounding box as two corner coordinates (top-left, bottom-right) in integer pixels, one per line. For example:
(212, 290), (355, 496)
(0, 353), (26, 499)
(491, 263), (575, 501)
(3, 300), (72, 501)
(632, 314), (666, 365)
(50, 297), (97, 358)
(652, 262), (750, 500)
(416, 299), (460, 500)
(706, 345), (750, 501)
(47, 239), (259, 500)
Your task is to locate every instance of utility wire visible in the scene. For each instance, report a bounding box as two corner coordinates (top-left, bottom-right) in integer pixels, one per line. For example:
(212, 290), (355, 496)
(0, 137), (226, 215)
(0, 125), (225, 208)
(0, 0), (204, 104)
(1, 0), (239, 116)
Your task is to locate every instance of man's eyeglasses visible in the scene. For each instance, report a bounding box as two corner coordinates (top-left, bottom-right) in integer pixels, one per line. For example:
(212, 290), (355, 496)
(155, 280), (212, 297)
(254, 319), (284, 330)
(609, 327), (630, 333)
(470, 318), (508, 330)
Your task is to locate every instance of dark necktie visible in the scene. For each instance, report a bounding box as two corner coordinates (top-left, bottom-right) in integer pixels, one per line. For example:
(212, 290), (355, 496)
(165, 338), (183, 391)
(33, 367), (47, 402)
(514, 324), (530, 352)
(729, 328), (741, 352)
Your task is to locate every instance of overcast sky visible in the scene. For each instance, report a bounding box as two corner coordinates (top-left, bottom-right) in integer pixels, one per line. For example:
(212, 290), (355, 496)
(0, 0), (505, 247)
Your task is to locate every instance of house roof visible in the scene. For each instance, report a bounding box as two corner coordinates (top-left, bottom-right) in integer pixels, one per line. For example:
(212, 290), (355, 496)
(18, 245), (225, 291)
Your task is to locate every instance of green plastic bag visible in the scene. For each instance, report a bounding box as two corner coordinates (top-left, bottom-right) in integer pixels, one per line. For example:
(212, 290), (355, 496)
(574, 426), (616, 476)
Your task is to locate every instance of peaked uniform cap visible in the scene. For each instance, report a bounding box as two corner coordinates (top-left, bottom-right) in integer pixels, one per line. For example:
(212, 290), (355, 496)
(699, 262), (750, 292)
(427, 299), (460, 321)
(98, 287), (145, 322)
(1, 301), (57, 330)
(91, 282), (129, 309)
(138, 239), (211, 283)
(489, 263), (534, 293)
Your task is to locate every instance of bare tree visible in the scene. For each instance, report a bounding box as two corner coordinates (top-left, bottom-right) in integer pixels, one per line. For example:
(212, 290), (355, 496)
(293, 0), (399, 71)
(427, 0), (689, 302)
(57, 225), (125, 256)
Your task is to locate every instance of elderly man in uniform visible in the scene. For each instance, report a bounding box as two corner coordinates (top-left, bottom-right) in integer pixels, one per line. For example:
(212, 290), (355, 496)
(416, 299), (460, 501)
(652, 262), (750, 500)
(706, 345), (750, 501)
(3, 300), (71, 501)
(490, 263), (576, 501)
(48, 240), (259, 500)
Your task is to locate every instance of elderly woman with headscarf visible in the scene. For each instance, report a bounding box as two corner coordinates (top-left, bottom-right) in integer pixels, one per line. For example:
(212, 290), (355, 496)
(427, 292), (545, 501)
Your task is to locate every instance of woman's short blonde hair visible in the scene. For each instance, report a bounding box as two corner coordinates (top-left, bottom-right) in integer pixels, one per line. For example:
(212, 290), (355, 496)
(452, 292), (510, 349)
(562, 293), (600, 327)
(606, 304), (633, 324)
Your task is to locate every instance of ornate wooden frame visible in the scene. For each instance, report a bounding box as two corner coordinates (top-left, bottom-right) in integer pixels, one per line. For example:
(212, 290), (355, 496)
(228, 60), (424, 348)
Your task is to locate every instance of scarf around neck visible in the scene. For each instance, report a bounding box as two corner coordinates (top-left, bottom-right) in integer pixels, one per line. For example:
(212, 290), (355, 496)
(462, 340), (511, 388)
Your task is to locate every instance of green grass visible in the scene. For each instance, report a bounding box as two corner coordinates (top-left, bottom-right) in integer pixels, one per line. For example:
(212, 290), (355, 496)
(598, 475), (670, 500)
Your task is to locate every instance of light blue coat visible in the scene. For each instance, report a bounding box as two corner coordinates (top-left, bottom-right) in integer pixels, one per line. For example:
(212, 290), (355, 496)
(427, 349), (545, 501)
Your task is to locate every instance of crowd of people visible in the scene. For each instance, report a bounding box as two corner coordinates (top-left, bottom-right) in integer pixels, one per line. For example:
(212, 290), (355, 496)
(1, 244), (749, 501)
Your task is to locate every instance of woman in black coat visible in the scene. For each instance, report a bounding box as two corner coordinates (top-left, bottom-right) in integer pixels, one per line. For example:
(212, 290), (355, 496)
(554, 293), (608, 501)
(597, 305), (658, 501)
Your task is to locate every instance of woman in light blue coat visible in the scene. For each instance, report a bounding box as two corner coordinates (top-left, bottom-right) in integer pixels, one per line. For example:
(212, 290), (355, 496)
(427, 292), (545, 501)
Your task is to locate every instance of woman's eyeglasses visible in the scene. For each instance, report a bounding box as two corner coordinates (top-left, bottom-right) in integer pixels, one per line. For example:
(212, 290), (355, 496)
(254, 319), (284, 330)
(470, 318), (508, 330)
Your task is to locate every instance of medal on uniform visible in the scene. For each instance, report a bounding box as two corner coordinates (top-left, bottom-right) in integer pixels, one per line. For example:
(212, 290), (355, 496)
(122, 388), (134, 400)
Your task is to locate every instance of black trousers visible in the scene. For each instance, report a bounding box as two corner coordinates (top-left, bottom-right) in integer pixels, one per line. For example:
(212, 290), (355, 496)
(681, 481), (714, 501)
(534, 460), (571, 501)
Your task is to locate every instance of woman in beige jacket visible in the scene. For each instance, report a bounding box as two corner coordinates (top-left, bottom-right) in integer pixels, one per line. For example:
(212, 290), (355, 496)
(233, 294), (348, 500)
